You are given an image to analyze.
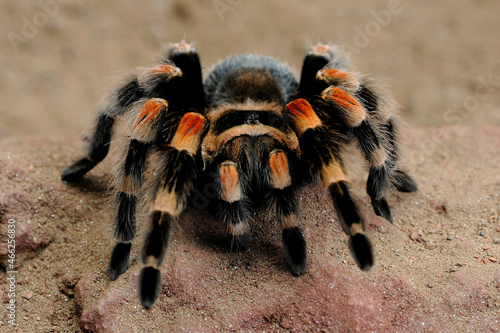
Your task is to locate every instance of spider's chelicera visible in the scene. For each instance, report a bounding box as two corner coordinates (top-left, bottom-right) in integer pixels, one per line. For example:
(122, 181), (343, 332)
(62, 42), (418, 309)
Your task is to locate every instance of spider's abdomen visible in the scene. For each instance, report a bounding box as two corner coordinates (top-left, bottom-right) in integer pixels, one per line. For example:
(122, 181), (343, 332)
(204, 55), (299, 107)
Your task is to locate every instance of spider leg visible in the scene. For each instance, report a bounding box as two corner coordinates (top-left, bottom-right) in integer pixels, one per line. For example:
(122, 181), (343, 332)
(286, 98), (374, 271)
(62, 42), (203, 182)
(317, 69), (396, 223)
(61, 79), (141, 181)
(354, 84), (418, 220)
(349, 119), (394, 223)
(108, 98), (167, 281)
(266, 149), (307, 276)
(138, 111), (207, 309)
(380, 118), (419, 193)
(215, 159), (251, 252)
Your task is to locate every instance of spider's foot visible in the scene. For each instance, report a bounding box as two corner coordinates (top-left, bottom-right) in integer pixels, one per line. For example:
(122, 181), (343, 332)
(230, 231), (251, 252)
(372, 197), (393, 224)
(61, 158), (96, 182)
(108, 242), (132, 281)
(348, 233), (374, 271)
(282, 227), (307, 276)
(393, 170), (418, 193)
(137, 267), (162, 309)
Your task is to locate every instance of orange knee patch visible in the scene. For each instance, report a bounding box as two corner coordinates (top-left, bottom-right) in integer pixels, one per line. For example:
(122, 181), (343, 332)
(311, 44), (332, 54)
(171, 42), (195, 53)
(170, 113), (206, 154)
(149, 64), (179, 75)
(132, 98), (167, 142)
(269, 150), (291, 189)
(317, 68), (360, 92)
(286, 99), (322, 135)
(219, 162), (241, 203)
(322, 87), (366, 127)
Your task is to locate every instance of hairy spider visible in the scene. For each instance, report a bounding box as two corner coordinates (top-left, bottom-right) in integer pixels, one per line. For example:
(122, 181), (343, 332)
(62, 42), (417, 309)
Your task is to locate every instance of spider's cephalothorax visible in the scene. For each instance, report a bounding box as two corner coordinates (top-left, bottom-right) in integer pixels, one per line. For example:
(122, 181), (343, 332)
(62, 42), (418, 309)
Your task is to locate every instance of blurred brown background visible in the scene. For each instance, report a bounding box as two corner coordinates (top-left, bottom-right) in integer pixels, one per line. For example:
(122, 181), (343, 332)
(1, 0), (499, 139)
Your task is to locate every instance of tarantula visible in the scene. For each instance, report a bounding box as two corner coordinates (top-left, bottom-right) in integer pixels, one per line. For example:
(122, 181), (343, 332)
(62, 42), (417, 309)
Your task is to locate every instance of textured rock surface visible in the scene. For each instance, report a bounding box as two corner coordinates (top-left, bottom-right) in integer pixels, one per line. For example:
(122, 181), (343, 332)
(0, 127), (499, 332)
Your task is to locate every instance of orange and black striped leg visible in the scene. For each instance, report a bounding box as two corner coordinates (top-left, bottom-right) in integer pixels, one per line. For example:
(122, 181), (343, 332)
(349, 120), (394, 223)
(286, 98), (373, 270)
(138, 112), (206, 309)
(324, 85), (393, 223)
(216, 161), (251, 251)
(138, 210), (172, 309)
(321, 159), (374, 271)
(267, 149), (306, 276)
(356, 85), (418, 194)
(329, 180), (374, 271)
(108, 140), (150, 280)
(108, 99), (167, 281)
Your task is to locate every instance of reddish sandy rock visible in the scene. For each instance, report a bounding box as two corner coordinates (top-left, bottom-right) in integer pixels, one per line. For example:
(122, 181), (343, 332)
(0, 127), (499, 332)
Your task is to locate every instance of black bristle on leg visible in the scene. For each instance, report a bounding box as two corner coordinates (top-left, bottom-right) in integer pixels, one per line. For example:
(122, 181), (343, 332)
(217, 200), (251, 252)
(367, 166), (393, 223)
(123, 140), (149, 183)
(115, 192), (137, 241)
(348, 234), (374, 271)
(61, 158), (97, 182)
(230, 231), (251, 252)
(393, 170), (418, 193)
(298, 46), (336, 94)
(137, 211), (172, 309)
(371, 197), (392, 223)
(108, 242), (132, 280)
(143, 211), (171, 264)
(89, 114), (114, 160)
(329, 181), (361, 234)
(137, 267), (162, 309)
(61, 114), (114, 181)
(282, 227), (307, 276)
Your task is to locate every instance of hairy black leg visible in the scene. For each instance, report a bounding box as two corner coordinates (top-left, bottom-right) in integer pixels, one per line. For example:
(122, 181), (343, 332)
(350, 120), (394, 223)
(266, 149), (307, 276)
(298, 44), (336, 94)
(381, 119), (418, 193)
(269, 187), (307, 276)
(108, 140), (150, 280)
(138, 210), (171, 309)
(108, 98), (166, 281)
(166, 43), (205, 107)
(329, 181), (374, 270)
(393, 169), (418, 192)
(61, 114), (114, 181)
(367, 166), (393, 223)
(136, 112), (206, 309)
